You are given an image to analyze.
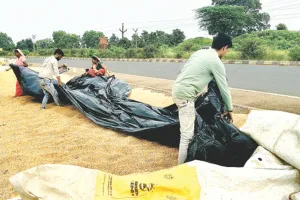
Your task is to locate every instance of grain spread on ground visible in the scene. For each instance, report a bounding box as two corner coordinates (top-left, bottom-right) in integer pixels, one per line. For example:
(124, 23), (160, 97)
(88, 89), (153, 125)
(0, 70), (248, 199)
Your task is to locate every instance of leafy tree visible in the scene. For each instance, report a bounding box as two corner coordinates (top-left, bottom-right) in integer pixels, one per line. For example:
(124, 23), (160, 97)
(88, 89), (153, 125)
(109, 34), (120, 46)
(168, 29), (185, 46)
(82, 30), (104, 48)
(213, 0), (270, 32)
(196, 6), (248, 37)
(16, 38), (34, 52)
(155, 31), (170, 46)
(137, 40), (146, 48)
(139, 31), (158, 47)
(143, 31), (168, 47)
(197, 0), (270, 37)
(148, 32), (158, 44)
(211, 0), (262, 11)
(117, 37), (131, 49)
(52, 31), (67, 48)
(52, 31), (81, 48)
(0, 32), (15, 51)
(276, 23), (288, 30)
(246, 11), (270, 32)
(139, 30), (185, 47)
(35, 38), (55, 49)
(140, 31), (150, 45)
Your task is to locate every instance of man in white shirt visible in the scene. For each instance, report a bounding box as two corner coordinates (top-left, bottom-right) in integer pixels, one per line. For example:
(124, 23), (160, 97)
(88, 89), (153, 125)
(38, 49), (64, 109)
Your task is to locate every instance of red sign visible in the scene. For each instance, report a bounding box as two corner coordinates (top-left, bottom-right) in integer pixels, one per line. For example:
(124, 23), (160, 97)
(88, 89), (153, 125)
(99, 37), (108, 49)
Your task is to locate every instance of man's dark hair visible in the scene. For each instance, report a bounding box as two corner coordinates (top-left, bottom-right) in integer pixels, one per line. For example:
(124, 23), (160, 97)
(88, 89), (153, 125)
(54, 49), (64, 56)
(212, 33), (233, 50)
(14, 49), (19, 53)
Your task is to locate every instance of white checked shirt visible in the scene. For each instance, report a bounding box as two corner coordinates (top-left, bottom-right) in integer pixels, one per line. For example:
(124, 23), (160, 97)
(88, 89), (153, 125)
(38, 56), (60, 79)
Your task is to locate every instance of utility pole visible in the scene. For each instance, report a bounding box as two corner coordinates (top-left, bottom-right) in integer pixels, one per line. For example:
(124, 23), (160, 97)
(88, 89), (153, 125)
(119, 23), (127, 39)
(133, 28), (138, 48)
(32, 35), (36, 52)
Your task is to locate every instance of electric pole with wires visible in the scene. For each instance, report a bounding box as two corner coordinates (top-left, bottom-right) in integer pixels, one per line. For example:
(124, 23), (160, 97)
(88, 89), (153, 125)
(133, 28), (138, 48)
(32, 35), (36, 52)
(119, 23), (127, 39)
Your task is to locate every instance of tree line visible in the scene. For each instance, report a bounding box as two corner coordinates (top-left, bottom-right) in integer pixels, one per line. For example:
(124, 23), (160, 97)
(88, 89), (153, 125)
(0, 29), (186, 52)
(1, 0), (299, 60)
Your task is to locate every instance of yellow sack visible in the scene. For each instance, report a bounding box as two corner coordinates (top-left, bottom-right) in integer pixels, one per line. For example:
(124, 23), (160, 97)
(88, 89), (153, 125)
(9, 160), (300, 200)
(10, 164), (200, 200)
(94, 164), (200, 200)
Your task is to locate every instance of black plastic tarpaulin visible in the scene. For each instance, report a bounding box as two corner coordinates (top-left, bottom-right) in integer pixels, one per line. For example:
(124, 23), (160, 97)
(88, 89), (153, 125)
(9, 64), (181, 146)
(9, 64), (69, 103)
(10, 64), (257, 166)
(186, 81), (258, 167)
(61, 75), (179, 133)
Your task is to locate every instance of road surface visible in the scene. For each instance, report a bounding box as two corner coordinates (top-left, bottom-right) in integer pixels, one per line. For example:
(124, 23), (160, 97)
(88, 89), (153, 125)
(28, 58), (300, 97)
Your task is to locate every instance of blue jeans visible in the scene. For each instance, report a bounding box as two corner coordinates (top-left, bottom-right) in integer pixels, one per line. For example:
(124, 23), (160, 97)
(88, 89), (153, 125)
(39, 78), (61, 108)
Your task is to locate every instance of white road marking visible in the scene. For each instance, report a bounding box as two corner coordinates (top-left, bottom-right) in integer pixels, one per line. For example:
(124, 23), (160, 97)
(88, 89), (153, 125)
(230, 88), (300, 99)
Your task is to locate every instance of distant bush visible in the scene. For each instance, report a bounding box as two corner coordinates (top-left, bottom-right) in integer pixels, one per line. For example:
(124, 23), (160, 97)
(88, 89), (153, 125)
(62, 49), (71, 57)
(264, 49), (291, 61)
(156, 45), (176, 58)
(182, 52), (192, 59)
(89, 49), (98, 57)
(37, 49), (47, 56)
(6, 51), (14, 56)
(22, 49), (30, 56)
(71, 49), (80, 57)
(100, 46), (126, 58)
(79, 48), (89, 57)
(237, 39), (267, 60)
(17, 31), (298, 61)
(233, 30), (300, 50)
(176, 37), (212, 52)
(142, 45), (158, 58)
(28, 52), (38, 56)
(224, 50), (242, 60)
(99, 50), (114, 58)
(289, 47), (300, 61)
(111, 46), (126, 58)
(0, 50), (5, 56)
(125, 48), (136, 58)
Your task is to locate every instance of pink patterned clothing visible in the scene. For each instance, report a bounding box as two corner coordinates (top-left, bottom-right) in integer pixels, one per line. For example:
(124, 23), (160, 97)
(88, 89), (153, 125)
(16, 56), (26, 66)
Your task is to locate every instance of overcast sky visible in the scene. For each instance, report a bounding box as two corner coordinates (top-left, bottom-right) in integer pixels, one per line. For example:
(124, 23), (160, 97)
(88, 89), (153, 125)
(1, 0), (299, 43)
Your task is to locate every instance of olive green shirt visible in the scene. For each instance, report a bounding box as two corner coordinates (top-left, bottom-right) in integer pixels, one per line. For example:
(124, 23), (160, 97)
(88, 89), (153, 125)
(172, 49), (233, 111)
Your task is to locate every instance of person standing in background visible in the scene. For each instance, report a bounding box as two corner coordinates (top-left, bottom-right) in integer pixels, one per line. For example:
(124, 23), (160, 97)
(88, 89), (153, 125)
(14, 49), (28, 97)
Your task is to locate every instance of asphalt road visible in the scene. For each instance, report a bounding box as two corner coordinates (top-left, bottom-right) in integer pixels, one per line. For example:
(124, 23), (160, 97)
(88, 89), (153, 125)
(27, 58), (300, 97)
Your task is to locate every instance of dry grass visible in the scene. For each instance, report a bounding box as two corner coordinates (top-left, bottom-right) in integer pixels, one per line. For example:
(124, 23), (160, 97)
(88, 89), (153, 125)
(0, 71), (247, 199)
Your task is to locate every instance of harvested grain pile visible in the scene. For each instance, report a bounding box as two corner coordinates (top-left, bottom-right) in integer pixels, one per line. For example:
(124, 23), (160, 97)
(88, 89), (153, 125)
(0, 71), (248, 199)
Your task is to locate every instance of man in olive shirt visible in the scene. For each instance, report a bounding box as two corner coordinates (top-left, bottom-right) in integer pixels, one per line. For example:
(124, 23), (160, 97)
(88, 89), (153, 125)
(172, 33), (233, 164)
